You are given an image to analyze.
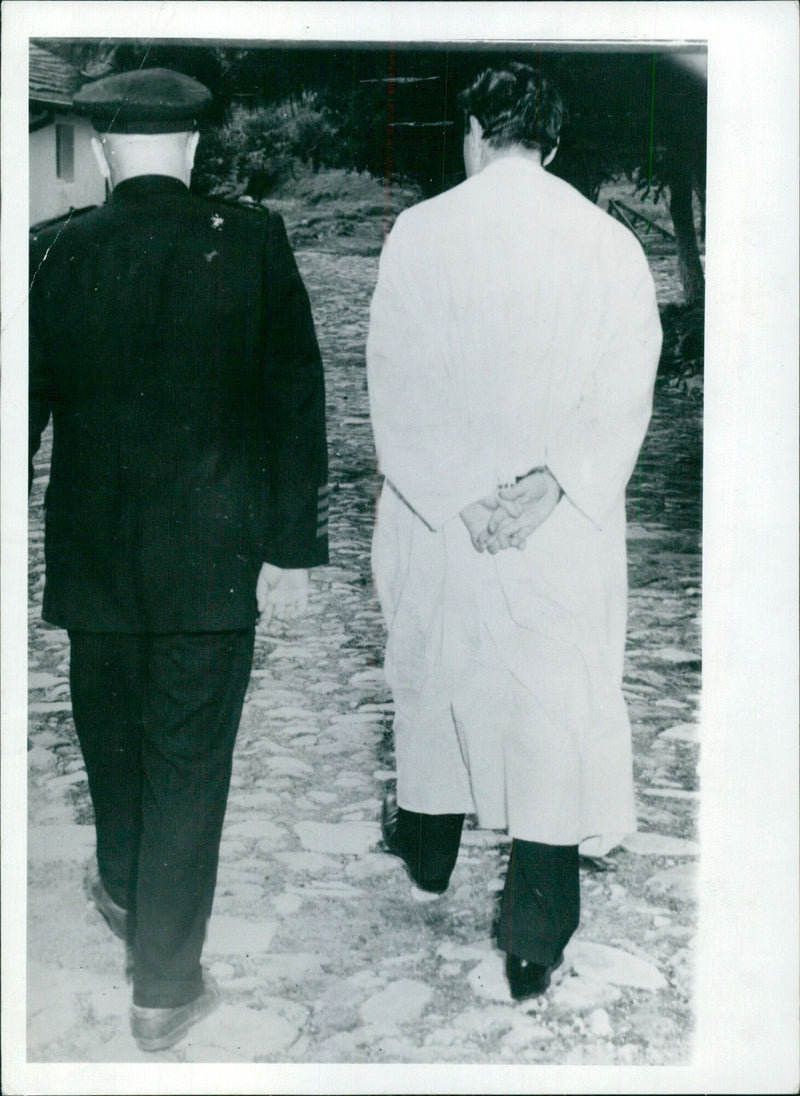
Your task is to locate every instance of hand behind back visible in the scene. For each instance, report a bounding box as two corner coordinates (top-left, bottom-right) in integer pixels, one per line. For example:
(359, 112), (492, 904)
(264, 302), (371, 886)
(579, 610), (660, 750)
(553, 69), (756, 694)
(460, 469), (562, 555)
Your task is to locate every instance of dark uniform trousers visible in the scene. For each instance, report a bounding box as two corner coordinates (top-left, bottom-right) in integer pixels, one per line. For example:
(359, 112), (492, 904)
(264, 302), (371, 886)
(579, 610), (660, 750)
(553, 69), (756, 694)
(395, 807), (580, 964)
(69, 628), (255, 1008)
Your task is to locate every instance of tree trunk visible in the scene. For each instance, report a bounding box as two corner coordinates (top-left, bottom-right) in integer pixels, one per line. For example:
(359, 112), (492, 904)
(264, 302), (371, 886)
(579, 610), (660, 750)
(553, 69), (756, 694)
(694, 177), (706, 245)
(668, 152), (705, 306)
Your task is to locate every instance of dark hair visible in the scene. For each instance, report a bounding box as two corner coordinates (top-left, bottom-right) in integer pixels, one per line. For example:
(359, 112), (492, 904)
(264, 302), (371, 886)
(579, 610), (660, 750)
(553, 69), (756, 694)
(456, 62), (565, 158)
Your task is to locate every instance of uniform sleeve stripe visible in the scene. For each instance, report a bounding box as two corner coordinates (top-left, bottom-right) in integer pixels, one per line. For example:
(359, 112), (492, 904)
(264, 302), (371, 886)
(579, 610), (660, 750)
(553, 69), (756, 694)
(316, 484), (330, 538)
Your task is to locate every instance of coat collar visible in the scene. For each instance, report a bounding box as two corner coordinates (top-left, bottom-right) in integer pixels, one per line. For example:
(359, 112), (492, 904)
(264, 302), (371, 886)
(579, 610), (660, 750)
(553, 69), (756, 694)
(110, 175), (190, 202)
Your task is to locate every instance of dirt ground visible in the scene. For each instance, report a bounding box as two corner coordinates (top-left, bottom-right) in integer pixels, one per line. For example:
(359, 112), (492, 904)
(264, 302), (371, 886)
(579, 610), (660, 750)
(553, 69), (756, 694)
(26, 171), (702, 1065)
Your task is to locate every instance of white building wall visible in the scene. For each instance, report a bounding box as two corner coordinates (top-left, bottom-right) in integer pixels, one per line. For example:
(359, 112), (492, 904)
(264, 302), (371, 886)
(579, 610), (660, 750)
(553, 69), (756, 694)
(30, 113), (106, 226)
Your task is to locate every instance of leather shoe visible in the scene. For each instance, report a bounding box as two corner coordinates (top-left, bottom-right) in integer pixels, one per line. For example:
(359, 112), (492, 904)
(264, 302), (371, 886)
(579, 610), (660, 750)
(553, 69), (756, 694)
(131, 973), (220, 1052)
(506, 952), (563, 1001)
(84, 854), (128, 941)
(381, 792), (450, 894)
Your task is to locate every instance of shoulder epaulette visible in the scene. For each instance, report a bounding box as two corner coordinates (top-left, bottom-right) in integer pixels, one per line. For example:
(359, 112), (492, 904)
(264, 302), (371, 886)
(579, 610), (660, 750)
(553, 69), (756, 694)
(30, 205), (99, 236)
(214, 194), (271, 216)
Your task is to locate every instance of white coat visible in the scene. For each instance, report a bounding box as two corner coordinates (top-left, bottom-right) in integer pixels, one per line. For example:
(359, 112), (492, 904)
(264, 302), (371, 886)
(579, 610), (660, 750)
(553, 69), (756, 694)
(367, 155), (663, 854)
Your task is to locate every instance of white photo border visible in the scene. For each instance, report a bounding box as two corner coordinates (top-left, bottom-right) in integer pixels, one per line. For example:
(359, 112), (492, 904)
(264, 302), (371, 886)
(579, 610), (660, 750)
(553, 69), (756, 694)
(2, 3), (798, 1093)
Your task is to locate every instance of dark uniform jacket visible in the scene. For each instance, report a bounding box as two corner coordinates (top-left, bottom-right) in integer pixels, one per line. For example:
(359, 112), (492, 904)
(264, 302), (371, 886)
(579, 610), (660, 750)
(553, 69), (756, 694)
(30, 175), (328, 633)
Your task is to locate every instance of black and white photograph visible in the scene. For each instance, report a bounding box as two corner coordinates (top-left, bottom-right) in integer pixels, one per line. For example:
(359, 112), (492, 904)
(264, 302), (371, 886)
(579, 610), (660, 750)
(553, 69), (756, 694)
(2, 3), (797, 1093)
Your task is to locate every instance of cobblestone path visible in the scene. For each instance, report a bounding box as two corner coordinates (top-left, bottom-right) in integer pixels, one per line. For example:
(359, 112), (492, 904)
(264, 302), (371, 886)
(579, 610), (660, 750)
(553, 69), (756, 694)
(27, 245), (702, 1064)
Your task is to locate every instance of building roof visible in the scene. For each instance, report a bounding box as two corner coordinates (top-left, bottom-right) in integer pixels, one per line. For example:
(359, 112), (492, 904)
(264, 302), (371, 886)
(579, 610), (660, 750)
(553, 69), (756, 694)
(29, 43), (82, 108)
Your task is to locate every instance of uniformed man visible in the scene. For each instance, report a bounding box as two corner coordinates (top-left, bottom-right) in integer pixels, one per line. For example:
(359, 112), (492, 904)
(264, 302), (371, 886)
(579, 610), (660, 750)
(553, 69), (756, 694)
(29, 68), (328, 1050)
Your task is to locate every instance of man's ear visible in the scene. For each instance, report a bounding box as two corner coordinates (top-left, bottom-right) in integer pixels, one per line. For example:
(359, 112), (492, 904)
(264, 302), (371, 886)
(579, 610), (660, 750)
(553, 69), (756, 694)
(90, 136), (111, 182)
(468, 114), (484, 143)
(186, 131), (200, 173)
(542, 141), (559, 168)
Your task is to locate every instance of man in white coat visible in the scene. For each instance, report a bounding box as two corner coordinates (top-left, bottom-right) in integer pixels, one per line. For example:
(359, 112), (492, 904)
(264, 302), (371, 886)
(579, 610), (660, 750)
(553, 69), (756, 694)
(367, 63), (663, 1000)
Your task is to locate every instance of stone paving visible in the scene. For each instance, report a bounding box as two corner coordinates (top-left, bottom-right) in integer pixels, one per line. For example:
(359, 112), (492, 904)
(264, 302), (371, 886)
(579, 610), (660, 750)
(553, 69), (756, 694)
(26, 218), (702, 1064)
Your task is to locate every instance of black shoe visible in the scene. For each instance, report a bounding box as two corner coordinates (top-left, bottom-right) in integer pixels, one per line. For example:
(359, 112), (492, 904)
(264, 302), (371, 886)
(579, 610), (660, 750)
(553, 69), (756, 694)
(381, 792), (450, 894)
(506, 952), (563, 1001)
(84, 854), (129, 941)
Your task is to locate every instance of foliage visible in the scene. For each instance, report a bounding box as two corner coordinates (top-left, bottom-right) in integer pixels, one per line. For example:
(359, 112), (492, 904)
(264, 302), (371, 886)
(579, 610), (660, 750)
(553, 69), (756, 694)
(289, 91), (345, 172)
(657, 304), (704, 396)
(193, 92), (348, 199)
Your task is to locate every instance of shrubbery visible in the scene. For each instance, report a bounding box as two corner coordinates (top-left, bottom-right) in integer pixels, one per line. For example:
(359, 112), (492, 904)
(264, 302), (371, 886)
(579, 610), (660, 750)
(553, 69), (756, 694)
(193, 91), (347, 199)
(658, 304), (704, 396)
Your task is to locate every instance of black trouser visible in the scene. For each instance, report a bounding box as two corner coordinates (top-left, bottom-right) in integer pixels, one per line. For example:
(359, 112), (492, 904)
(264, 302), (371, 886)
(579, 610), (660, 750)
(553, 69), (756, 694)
(395, 806), (580, 966)
(69, 628), (255, 1008)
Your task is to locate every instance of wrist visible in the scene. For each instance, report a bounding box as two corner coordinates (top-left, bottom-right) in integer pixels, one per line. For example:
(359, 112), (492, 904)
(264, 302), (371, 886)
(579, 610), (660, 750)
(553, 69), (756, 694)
(513, 466), (561, 493)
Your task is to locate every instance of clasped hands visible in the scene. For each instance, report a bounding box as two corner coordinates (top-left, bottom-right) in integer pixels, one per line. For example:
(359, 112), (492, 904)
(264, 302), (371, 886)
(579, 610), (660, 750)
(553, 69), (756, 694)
(460, 468), (562, 554)
(254, 471), (561, 626)
(256, 563), (310, 629)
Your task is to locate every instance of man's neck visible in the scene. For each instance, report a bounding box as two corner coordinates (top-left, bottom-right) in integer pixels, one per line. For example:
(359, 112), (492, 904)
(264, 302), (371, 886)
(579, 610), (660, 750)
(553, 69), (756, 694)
(110, 166), (190, 189)
(482, 144), (544, 170)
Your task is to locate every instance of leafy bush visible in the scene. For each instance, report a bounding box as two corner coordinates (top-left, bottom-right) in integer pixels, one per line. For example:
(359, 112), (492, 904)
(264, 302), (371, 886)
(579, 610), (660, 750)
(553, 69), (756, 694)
(658, 303), (704, 396)
(193, 92), (347, 199)
(290, 90), (343, 172)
